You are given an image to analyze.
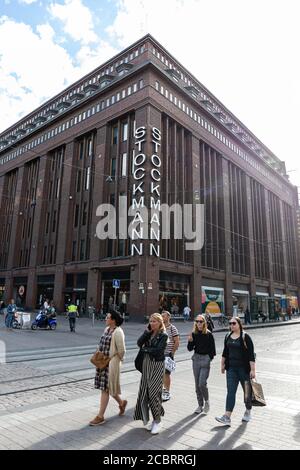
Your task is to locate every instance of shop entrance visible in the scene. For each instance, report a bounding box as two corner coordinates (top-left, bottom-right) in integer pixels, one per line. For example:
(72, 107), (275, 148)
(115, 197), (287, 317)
(101, 271), (130, 315)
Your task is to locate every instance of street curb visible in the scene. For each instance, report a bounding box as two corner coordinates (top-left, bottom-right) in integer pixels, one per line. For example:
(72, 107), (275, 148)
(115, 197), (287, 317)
(214, 319), (300, 334)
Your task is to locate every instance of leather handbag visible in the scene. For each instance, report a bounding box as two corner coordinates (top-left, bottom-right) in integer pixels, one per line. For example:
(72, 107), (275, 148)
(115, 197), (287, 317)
(134, 349), (144, 373)
(90, 350), (110, 370)
(251, 379), (266, 406)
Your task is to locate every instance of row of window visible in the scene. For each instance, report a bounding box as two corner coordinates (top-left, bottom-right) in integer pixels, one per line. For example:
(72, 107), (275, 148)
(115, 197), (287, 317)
(154, 80), (287, 194)
(0, 79), (144, 166)
(151, 45), (281, 171)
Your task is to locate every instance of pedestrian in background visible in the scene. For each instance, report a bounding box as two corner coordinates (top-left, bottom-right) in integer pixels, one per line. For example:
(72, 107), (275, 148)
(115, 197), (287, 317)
(133, 313), (168, 435)
(215, 316), (256, 426)
(67, 302), (78, 332)
(5, 298), (17, 329)
(187, 314), (216, 414)
(244, 307), (251, 325)
(204, 312), (215, 332)
(161, 311), (180, 402)
(89, 310), (127, 426)
(183, 305), (191, 321)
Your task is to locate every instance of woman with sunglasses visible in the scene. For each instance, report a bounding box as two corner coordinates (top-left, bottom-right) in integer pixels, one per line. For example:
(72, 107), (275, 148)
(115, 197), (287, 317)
(187, 314), (216, 414)
(215, 316), (256, 426)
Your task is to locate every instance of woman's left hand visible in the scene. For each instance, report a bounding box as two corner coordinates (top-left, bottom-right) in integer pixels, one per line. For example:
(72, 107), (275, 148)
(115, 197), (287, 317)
(250, 370), (256, 379)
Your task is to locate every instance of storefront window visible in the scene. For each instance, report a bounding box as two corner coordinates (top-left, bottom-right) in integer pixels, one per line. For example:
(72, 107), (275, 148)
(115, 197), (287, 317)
(159, 281), (189, 316)
(202, 287), (224, 315)
(232, 290), (249, 317)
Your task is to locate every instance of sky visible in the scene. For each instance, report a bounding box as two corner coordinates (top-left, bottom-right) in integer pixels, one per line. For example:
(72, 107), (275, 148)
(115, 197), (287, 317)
(0, 0), (299, 190)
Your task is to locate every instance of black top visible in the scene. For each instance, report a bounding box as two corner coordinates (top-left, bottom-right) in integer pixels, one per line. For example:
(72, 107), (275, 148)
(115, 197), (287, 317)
(227, 337), (244, 367)
(137, 330), (168, 362)
(187, 331), (216, 360)
(222, 332), (256, 373)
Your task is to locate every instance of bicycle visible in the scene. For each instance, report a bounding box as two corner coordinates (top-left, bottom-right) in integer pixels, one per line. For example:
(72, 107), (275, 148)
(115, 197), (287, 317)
(217, 314), (230, 327)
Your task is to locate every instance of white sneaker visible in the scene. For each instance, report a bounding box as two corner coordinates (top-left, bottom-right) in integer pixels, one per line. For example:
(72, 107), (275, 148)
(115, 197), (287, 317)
(242, 410), (251, 422)
(194, 406), (203, 414)
(151, 421), (161, 434)
(203, 401), (210, 413)
(145, 421), (153, 431)
(215, 414), (231, 425)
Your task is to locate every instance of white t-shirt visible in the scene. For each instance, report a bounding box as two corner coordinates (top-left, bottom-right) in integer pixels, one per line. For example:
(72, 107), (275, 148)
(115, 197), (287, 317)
(183, 306), (191, 317)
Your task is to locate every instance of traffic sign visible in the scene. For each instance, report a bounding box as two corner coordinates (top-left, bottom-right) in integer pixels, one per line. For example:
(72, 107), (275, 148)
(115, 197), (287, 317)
(112, 279), (120, 289)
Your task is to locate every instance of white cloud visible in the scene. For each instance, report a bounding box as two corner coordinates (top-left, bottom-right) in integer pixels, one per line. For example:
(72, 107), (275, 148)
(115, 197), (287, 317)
(18, 0), (39, 4)
(0, 13), (118, 133)
(76, 41), (118, 76)
(48, 0), (98, 45)
(0, 16), (79, 131)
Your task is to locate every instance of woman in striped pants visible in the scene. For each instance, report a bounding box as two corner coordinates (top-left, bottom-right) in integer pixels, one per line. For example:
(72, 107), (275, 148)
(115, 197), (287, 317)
(133, 313), (168, 435)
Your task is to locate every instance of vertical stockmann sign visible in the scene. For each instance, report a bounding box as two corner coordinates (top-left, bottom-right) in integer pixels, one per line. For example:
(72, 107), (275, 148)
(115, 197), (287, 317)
(96, 126), (204, 255)
(130, 126), (161, 257)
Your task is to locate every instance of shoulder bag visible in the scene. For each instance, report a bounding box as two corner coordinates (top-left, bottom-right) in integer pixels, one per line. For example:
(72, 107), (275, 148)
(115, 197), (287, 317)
(164, 356), (176, 373)
(90, 350), (111, 370)
(134, 348), (144, 373)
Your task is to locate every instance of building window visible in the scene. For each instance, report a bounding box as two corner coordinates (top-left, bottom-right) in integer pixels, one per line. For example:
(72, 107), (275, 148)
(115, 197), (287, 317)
(74, 204), (79, 228)
(45, 212), (50, 234)
(80, 239), (85, 260)
(52, 211), (57, 232)
(76, 170), (81, 192)
(112, 125), (118, 145)
(121, 153), (127, 177)
(82, 202), (87, 226)
(122, 122), (128, 142)
(43, 246), (47, 264)
(49, 245), (54, 264)
(111, 158), (116, 178)
(85, 167), (91, 190)
(88, 138), (93, 156)
(72, 241), (77, 261)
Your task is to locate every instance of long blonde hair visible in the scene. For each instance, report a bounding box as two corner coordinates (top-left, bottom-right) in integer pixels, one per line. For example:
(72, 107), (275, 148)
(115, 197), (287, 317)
(193, 314), (209, 335)
(150, 313), (166, 333)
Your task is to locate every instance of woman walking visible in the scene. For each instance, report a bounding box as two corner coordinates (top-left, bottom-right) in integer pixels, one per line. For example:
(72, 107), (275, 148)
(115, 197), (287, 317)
(89, 310), (127, 426)
(215, 316), (256, 425)
(187, 314), (216, 414)
(133, 313), (168, 435)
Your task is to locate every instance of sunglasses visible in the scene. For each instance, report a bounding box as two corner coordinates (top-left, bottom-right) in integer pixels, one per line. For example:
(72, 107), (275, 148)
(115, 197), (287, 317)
(229, 322), (237, 325)
(195, 320), (204, 323)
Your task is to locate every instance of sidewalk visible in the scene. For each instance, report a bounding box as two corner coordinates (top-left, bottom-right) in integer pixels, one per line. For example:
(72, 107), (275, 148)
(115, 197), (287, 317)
(1, 343), (300, 450)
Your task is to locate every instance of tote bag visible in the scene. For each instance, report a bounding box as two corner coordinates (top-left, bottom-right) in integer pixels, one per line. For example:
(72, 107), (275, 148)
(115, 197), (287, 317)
(251, 379), (266, 406)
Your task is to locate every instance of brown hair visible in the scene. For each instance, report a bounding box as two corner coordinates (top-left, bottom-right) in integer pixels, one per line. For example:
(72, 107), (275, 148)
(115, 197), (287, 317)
(232, 316), (243, 333)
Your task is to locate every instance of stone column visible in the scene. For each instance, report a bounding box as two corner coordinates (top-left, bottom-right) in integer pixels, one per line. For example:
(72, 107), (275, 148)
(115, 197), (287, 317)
(221, 158), (233, 316)
(53, 141), (76, 310)
(26, 155), (49, 308)
(191, 135), (202, 316)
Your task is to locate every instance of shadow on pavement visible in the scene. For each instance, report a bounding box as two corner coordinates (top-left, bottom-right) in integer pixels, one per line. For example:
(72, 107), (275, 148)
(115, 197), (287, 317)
(293, 412), (300, 442)
(199, 423), (249, 450)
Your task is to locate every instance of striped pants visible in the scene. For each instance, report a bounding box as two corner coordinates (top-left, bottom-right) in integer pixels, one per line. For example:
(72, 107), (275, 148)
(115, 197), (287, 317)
(134, 354), (165, 424)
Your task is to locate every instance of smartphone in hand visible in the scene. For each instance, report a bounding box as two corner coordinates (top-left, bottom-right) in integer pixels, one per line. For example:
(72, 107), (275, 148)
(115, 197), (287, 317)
(147, 323), (151, 331)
